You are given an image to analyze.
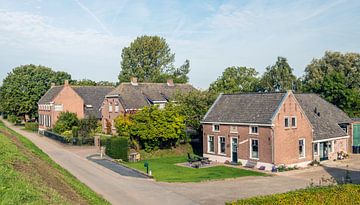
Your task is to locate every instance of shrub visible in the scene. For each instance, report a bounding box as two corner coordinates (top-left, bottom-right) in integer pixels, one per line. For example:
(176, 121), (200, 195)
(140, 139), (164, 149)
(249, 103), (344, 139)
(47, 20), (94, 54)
(62, 130), (73, 143)
(25, 122), (38, 132)
(105, 137), (129, 161)
(72, 126), (79, 138)
(53, 112), (79, 134)
(8, 115), (21, 124)
(78, 116), (98, 138)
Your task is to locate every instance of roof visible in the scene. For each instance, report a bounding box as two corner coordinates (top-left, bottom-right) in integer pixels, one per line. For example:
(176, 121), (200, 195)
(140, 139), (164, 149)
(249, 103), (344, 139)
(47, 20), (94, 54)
(294, 93), (352, 141)
(72, 86), (113, 118)
(106, 82), (195, 110)
(38, 86), (64, 104)
(352, 118), (360, 122)
(202, 92), (287, 124)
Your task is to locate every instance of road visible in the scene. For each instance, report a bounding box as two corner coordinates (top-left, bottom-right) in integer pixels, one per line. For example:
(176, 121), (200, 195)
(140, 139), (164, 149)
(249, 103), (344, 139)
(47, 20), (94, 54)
(3, 119), (359, 205)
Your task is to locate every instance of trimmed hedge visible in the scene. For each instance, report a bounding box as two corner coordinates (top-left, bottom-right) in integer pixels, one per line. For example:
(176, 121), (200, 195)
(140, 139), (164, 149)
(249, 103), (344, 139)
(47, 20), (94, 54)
(105, 137), (129, 162)
(25, 122), (38, 132)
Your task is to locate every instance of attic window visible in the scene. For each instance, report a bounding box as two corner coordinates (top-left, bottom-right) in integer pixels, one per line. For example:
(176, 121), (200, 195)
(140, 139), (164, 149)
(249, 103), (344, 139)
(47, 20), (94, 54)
(85, 105), (93, 109)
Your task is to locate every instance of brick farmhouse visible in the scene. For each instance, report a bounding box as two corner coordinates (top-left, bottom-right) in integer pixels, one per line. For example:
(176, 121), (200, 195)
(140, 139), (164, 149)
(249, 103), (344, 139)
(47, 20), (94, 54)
(101, 77), (195, 134)
(202, 90), (353, 170)
(38, 80), (113, 130)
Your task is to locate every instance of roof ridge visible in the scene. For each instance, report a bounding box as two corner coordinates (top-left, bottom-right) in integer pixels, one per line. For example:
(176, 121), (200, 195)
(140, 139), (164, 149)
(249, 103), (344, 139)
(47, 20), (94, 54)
(222, 91), (287, 95)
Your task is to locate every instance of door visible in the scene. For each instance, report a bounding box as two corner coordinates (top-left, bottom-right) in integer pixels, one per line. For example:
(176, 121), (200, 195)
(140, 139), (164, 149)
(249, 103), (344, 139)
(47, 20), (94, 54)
(353, 124), (360, 154)
(319, 142), (328, 161)
(231, 137), (238, 163)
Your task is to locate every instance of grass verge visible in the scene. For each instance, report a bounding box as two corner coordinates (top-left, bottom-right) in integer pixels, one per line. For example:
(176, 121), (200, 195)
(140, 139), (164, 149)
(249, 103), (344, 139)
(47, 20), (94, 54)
(0, 120), (109, 205)
(227, 184), (360, 205)
(125, 155), (266, 182)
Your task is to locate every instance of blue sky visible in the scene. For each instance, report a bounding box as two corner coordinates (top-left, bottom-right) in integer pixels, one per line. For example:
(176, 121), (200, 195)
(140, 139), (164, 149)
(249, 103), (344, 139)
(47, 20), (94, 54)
(0, 0), (359, 89)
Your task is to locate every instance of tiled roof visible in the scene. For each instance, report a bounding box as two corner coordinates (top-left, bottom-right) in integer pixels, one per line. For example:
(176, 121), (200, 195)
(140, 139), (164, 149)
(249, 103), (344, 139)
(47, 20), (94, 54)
(72, 86), (113, 118)
(106, 83), (195, 110)
(294, 93), (352, 141)
(38, 86), (64, 104)
(202, 92), (287, 124)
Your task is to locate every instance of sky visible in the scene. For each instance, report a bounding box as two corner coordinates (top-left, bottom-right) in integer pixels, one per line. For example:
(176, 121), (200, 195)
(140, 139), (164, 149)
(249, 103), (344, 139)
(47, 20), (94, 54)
(0, 0), (359, 89)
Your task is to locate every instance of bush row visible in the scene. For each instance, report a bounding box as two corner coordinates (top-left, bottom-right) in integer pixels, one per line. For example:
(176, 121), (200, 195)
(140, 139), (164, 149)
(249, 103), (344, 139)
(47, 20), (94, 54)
(24, 122), (38, 132)
(105, 137), (129, 162)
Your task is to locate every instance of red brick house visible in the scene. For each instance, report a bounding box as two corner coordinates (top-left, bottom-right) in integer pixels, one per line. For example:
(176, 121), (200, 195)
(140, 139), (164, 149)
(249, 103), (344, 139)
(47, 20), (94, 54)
(201, 91), (352, 170)
(101, 78), (195, 134)
(38, 80), (113, 130)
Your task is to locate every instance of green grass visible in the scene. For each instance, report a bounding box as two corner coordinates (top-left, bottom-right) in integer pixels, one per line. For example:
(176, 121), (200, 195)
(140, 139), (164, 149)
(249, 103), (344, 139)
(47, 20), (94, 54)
(227, 184), (360, 205)
(0, 120), (109, 205)
(125, 156), (266, 182)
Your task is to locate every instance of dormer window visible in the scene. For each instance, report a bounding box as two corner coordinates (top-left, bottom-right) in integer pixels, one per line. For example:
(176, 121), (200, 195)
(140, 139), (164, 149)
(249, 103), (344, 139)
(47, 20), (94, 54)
(213, 124), (220, 132)
(250, 126), (258, 134)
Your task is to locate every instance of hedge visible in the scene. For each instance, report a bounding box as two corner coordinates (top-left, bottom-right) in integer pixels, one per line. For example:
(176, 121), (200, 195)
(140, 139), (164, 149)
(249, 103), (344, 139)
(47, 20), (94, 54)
(105, 137), (129, 162)
(25, 122), (38, 132)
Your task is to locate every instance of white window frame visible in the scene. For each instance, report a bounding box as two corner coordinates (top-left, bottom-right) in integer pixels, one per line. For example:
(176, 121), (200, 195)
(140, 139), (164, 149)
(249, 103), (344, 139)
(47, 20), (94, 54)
(54, 104), (63, 112)
(313, 143), (319, 156)
(212, 124), (220, 132)
(109, 103), (113, 112)
(230, 125), (238, 133)
(299, 138), (305, 159)
(284, 117), (290, 128)
(249, 126), (259, 134)
(207, 135), (215, 154)
(115, 104), (119, 113)
(218, 136), (226, 155)
(250, 138), (259, 160)
(291, 116), (297, 128)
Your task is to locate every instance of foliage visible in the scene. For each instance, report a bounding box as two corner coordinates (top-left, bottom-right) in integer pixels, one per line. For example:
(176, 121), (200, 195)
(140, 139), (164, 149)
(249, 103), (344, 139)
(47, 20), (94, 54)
(302, 51), (360, 117)
(125, 156), (265, 182)
(209, 66), (259, 94)
(0, 120), (109, 204)
(139, 143), (193, 160)
(72, 126), (79, 138)
(0, 64), (71, 118)
(105, 137), (129, 161)
(259, 56), (298, 92)
(228, 185), (360, 205)
(24, 122), (38, 132)
(78, 116), (98, 138)
(61, 130), (73, 143)
(130, 104), (186, 151)
(105, 120), (112, 134)
(175, 90), (217, 131)
(96, 81), (116, 86)
(53, 112), (79, 134)
(118, 35), (190, 83)
(71, 79), (97, 86)
(8, 115), (21, 124)
(114, 115), (133, 138)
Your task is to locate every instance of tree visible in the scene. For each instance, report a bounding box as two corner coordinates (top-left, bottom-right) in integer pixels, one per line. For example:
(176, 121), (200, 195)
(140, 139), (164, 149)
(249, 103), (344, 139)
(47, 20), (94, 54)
(71, 79), (97, 86)
(78, 115), (98, 138)
(302, 51), (360, 117)
(53, 112), (79, 134)
(209, 66), (259, 94)
(114, 115), (133, 138)
(0, 64), (71, 119)
(118, 35), (190, 83)
(175, 90), (217, 131)
(259, 57), (297, 92)
(96, 81), (116, 87)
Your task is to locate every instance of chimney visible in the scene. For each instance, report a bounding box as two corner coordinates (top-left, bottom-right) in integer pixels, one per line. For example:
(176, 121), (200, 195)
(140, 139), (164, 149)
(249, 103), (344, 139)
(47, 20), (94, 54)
(51, 83), (55, 87)
(64, 80), (69, 86)
(130, 77), (138, 86)
(167, 79), (174, 86)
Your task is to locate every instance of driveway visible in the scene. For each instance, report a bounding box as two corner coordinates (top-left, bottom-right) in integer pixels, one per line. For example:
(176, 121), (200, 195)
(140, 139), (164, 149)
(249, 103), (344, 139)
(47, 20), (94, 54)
(3, 119), (359, 205)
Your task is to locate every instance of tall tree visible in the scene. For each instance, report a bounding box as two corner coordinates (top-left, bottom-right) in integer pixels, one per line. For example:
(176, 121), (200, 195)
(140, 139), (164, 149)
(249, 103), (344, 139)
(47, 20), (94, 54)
(71, 79), (97, 86)
(118, 35), (190, 83)
(209, 66), (259, 94)
(259, 57), (297, 92)
(0, 64), (71, 118)
(302, 51), (360, 117)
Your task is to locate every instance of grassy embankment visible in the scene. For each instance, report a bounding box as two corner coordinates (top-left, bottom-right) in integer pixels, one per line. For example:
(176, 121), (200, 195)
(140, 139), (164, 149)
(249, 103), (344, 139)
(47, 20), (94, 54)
(0, 120), (109, 204)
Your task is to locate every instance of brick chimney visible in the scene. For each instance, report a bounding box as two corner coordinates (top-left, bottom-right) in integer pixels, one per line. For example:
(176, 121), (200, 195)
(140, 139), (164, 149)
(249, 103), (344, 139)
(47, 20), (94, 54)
(167, 79), (174, 86)
(130, 77), (138, 86)
(64, 80), (69, 86)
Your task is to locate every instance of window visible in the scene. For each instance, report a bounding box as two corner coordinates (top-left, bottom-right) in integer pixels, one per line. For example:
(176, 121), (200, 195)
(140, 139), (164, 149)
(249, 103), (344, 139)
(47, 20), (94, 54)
(218, 136), (226, 154)
(115, 105), (119, 113)
(299, 139), (305, 158)
(250, 139), (259, 159)
(109, 103), (113, 112)
(208, 136), (215, 153)
(284, 117), (289, 128)
(250, 126), (258, 134)
(54, 104), (63, 112)
(327, 141), (333, 153)
(314, 143), (318, 156)
(291, 117), (297, 128)
(230, 126), (237, 133)
(213, 124), (220, 132)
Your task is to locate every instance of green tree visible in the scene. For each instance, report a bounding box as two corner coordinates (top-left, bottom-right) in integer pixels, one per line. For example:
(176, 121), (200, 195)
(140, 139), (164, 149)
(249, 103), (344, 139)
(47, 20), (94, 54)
(96, 81), (116, 87)
(209, 66), (259, 94)
(114, 115), (133, 138)
(259, 57), (297, 91)
(78, 115), (98, 138)
(118, 35), (190, 83)
(71, 79), (97, 86)
(303, 51), (360, 116)
(0, 64), (71, 119)
(53, 112), (79, 134)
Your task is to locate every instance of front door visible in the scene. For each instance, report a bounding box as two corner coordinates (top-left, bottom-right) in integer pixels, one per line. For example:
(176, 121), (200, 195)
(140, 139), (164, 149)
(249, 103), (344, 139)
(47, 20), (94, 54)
(231, 138), (238, 163)
(319, 142), (328, 161)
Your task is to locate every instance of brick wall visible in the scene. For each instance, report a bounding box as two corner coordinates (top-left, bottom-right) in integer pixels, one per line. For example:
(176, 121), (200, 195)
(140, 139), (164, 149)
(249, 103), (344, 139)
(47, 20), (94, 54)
(101, 97), (125, 134)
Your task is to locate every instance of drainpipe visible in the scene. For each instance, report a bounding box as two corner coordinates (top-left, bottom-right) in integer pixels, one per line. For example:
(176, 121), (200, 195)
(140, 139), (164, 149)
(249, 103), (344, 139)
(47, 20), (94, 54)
(271, 126), (275, 164)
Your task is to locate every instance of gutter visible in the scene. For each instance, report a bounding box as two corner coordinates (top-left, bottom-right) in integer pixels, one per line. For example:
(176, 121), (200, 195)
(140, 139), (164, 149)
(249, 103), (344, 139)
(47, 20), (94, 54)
(313, 135), (350, 143)
(201, 121), (273, 127)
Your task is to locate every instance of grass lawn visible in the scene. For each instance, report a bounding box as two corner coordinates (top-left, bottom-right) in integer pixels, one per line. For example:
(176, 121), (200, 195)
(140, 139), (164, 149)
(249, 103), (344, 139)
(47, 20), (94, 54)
(125, 156), (266, 182)
(227, 184), (360, 205)
(0, 120), (109, 204)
